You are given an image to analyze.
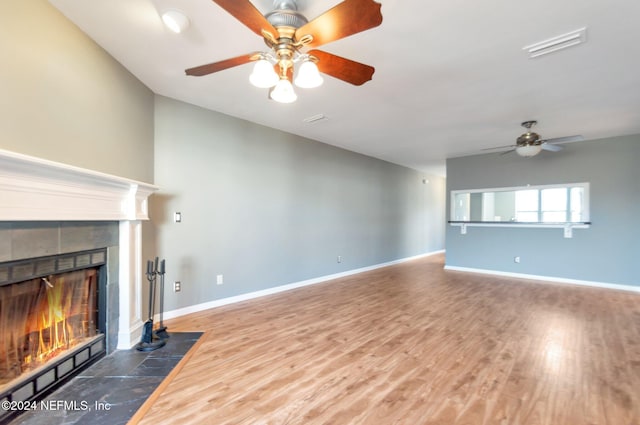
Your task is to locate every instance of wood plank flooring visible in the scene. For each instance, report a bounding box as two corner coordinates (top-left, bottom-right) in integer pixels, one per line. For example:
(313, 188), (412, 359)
(134, 254), (640, 425)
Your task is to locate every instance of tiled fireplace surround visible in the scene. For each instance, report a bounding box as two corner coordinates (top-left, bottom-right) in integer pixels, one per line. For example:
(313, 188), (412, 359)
(0, 149), (158, 354)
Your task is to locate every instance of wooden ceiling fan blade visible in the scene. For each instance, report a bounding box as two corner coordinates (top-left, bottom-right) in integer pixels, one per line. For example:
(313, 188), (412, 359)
(211, 0), (278, 39)
(296, 0), (382, 48)
(309, 50), (374, 86)
(185, 53), (258, 76)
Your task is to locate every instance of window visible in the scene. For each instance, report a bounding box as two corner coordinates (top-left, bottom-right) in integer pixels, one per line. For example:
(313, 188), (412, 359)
(513, 186), (586, 223)
(515, 190), (539, 222)
(540, 187), (568, 222)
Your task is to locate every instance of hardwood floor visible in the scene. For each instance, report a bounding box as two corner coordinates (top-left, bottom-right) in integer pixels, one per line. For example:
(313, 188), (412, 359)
(134, 254), (640, 425)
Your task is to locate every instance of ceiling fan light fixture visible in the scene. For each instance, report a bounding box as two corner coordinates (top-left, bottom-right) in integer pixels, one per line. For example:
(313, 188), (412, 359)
(270, 77), (297, 103)
(161, 10), (190, 34)
(295, 60), (323, 88)
(249, 59), (279, 88)
(516, 144), (543, 157)
(184, 0), (383, 102)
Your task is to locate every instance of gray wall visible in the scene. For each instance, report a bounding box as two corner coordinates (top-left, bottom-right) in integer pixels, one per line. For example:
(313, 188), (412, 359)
(152, 96), (446, 312)
(446, 134), (640, 286)
(0, 0), (154, 183)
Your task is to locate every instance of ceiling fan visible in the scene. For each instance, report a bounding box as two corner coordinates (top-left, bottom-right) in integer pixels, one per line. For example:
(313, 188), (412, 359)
(185, 0), (383, 103)
(486, 121), (584, 157)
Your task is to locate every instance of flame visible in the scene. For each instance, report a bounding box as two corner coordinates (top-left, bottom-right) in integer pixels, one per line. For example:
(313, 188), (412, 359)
(0, 269), (97, 385)
(35, 278), (72, 362)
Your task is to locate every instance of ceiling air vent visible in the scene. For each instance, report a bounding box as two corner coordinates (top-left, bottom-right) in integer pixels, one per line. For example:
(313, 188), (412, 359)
(303, 114), (328, 124)
(523, 27), (587, 58)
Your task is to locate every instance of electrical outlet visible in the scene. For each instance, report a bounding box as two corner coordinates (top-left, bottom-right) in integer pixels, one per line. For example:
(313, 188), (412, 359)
(174, 212), (182, 223)
(216, 274), (223, 285)
(514, 256), (521, 263)
(174, 281), (181, 292)
(337, 256), (342, 263)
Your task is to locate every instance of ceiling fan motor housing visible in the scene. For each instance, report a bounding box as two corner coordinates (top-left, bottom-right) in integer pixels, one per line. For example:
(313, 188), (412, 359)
(517, 131), (541, 146)
(517, 120), (541, 146)
(266, 0), (308, 29)
(263, 0), (310, 77)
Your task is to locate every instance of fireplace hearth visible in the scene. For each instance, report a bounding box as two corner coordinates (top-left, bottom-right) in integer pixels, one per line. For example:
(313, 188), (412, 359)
(0, 249), (108, 423)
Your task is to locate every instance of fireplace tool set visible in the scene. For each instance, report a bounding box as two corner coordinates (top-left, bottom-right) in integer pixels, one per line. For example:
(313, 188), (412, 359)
(136, 257), (170, 352)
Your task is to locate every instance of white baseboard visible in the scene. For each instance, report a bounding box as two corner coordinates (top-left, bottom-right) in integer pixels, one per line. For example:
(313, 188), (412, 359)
(444, 265), (640, 293)
(160, 250), (445, 322)
(117, 320), (143, 349)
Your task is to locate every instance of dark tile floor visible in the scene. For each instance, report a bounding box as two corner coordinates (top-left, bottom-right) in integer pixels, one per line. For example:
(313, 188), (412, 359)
(7, 332), (202, 425)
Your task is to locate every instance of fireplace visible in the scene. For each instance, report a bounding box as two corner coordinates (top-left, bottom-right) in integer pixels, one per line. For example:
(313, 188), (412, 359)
(0, 149), (158, 421)
(0, 249), (108, 421)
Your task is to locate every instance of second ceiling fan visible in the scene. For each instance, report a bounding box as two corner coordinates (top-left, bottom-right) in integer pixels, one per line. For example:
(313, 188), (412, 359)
(485, 121), (585, 157)
(185, 0), (383, 103)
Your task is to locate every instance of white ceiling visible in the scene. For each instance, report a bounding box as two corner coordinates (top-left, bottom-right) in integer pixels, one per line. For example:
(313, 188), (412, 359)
(49, 0), (640, 176)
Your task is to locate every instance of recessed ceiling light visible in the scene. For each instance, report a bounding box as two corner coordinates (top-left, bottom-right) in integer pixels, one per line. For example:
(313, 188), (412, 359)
(162, 10), (190, 34)
(523, 27), (587, 58)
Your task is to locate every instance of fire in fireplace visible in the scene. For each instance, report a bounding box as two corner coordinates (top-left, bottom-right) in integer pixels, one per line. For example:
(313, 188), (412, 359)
(0, 249), (107, 421)
(0, 269), (98, 384)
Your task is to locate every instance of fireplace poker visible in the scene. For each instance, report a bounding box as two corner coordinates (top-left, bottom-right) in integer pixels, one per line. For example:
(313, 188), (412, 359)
(136, 258), (166, 351)
(41, 277), (54, 288)
(139, 260), (154, 344)
(154, 259), (169, 339)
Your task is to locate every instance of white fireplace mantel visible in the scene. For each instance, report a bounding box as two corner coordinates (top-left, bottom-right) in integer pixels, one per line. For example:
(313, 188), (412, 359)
(0, 148), (157, 221)
(0, 148), (159, 349)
